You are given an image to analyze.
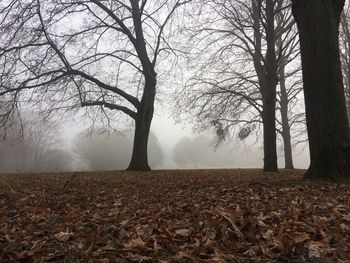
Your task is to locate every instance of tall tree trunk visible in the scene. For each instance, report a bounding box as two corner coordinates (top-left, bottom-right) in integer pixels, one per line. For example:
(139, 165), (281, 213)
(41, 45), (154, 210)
(292, 0), (350, 180)
(252, 0), (278, 172)
(280, 69), (295, 169)
(127, 77), (156, 171)
(126, 2), (158, 171)
(262, 94), (278, 172)
(262, 0), (278, 172)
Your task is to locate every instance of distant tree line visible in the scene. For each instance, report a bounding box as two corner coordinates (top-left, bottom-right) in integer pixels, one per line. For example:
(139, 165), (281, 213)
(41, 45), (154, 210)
(0, 120), (248, 172)
(0, 115), (73, 173)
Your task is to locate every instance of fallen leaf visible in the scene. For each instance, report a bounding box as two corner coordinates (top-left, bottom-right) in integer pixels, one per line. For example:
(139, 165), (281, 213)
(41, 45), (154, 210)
(332, 208), (344, 218)
(306, 241), (327, 259)
(153, 239), (159, 256)
(177, 251), (202, 261)
(30, 240), (46, 252)
(293, 233), (310, 243)
(100, 240), (116, 251)
(217, 208), (243, 239)
(343, 214), (350, 222)
(54, 231), (73, 242)
(340, 223), (350, 231)
(258, 220), (269, 228)
(124, 237), (146, 249)
(243, 248), (257, 257)
(175, 229), (191, 237)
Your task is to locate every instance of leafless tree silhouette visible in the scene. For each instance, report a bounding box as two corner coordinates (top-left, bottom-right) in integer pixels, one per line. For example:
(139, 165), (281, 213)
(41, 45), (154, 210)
(176, 0), (305, 170)
(0, 0), (189, 171)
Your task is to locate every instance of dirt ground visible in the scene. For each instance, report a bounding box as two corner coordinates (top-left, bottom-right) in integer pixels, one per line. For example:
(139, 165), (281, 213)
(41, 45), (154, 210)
(0, 169), (349, 262)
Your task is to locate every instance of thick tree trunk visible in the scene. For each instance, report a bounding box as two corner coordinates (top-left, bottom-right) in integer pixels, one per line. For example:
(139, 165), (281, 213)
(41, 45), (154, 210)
(280, 71), (295, 169)
(127, 77), (156, 171)
(262, 0), (278, 172)
(292, 0), (350, 180)
(262, 94), (278, 172)
(252, 0), (278, 172)
(127, 114), (152, 171)
(126, 3), (158, 171)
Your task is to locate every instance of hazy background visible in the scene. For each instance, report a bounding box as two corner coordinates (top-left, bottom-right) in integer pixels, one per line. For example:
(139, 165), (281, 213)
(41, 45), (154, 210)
(0, 0), (313, 173)
(0, 109), (309, 174)
(55, 111), (309, 173)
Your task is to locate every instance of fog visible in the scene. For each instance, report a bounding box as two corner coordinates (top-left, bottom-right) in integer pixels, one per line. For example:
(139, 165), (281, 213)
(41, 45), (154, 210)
(0, 0), (314, 173)
(0, 111), (309, 174)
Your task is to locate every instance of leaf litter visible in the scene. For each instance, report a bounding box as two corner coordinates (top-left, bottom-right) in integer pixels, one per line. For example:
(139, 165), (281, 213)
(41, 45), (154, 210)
(0, 169), (349, 262)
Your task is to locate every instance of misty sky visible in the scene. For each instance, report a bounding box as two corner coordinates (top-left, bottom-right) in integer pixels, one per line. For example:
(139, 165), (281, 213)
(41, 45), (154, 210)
(0, 0), (312, 172)
(61, 109), (310, 170)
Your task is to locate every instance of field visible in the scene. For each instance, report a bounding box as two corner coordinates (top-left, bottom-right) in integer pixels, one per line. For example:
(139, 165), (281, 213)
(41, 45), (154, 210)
(0, 169), (350, 262)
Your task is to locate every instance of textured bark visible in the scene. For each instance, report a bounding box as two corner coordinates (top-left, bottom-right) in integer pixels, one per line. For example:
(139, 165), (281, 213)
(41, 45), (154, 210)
(252, 0), (278, 172)
(263, 0), (278, 172)
(292, 0), (350, 180)
(127, 76), (156, 171)
(127, 2), (157, 171)
(262, 94), (278, 172)
(127, 112), (153, 171)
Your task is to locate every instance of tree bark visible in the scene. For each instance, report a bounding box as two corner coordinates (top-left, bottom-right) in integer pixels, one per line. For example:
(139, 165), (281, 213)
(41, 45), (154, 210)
(127, 76), (156, 171)
(126, 2), (158, 171)
(262, 94), (278, 172)
(252, 0), (278, 172)
(280, 69), (295, 169)
(262, 0), (278, 172)
(292, 0), (350, 180)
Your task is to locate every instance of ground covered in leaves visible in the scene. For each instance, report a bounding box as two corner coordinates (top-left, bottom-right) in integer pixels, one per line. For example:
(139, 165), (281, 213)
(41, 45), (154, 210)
(0, 169), (350, 263)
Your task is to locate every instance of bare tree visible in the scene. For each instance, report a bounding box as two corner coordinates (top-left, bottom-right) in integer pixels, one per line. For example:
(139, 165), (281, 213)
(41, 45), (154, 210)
(292, 0), (350, 180)
(177, 0), (304, 171)
(0, 0), (189, 171)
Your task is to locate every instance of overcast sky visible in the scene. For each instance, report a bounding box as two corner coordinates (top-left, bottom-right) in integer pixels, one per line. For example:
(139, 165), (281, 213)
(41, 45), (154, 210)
(0, 0), (311, 172)
(61, 109), (310, 170)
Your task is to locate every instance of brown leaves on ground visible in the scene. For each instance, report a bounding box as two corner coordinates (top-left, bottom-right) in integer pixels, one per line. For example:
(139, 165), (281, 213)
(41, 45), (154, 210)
(0, 169), (350, 262)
